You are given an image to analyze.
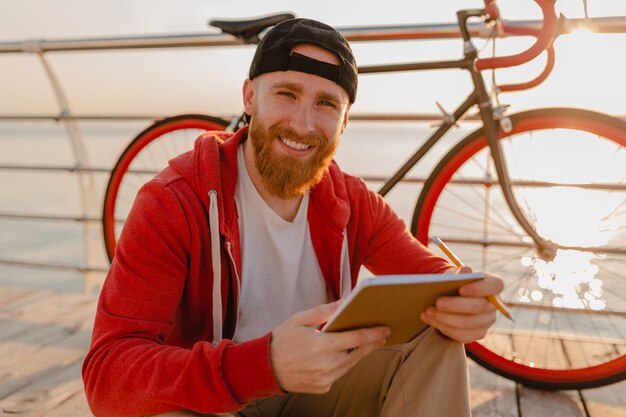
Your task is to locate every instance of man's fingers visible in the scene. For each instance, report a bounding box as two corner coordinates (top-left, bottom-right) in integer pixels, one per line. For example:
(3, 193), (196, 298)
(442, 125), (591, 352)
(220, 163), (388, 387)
(326, 326), (390, 352)
(290, 301), (343, 327)
(348, 339), (386, 360)
(422, 315), (492, 344)
(423, 307), (496, 330)
(271, 304), (388, 394)
(435, 296), (494, 314)
(458, 274), (504, 297)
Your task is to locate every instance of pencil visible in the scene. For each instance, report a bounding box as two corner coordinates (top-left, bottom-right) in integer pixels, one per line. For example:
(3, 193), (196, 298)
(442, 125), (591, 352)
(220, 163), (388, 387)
(430, 236), (515, 322)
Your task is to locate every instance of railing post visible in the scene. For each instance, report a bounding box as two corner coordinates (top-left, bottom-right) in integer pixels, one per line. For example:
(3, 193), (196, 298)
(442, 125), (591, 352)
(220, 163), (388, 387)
(36, 51), (105, 294)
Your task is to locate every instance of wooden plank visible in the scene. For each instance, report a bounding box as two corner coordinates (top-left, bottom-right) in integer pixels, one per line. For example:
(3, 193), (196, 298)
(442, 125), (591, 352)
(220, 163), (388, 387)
(0, 358), (85, 417)
(518, 386), (586, 417)
(0, 291), (92, 340)
(581, 380), (626, 417)
(512, 332), (570, 370)
(0, 300), (95, 375)
(40, 389), (94, 417)
(468, 358), (519, 416)
(0, 287), (33, 307)
(0, 302), (95, 399)
(0, 290), (51, 318)
(0, 320), (91, 398)
(560, 323), (626, 416)
(0, 290), (92, 321)
(558, 308), (626, 370)
(0, 287), (97, 416)
(480, 332), (515, 362)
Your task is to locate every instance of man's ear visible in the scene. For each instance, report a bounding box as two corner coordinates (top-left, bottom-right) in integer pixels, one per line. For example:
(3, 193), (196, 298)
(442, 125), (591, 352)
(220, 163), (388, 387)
(242, 79), (255, 116)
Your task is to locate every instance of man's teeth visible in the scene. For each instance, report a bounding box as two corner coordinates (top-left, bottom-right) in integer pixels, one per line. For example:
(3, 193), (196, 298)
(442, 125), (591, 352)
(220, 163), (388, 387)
(280, 137), (311, 151)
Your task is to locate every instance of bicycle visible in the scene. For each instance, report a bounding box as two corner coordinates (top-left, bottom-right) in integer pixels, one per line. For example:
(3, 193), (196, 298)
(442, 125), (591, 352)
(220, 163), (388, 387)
(102, 1), (626, 390)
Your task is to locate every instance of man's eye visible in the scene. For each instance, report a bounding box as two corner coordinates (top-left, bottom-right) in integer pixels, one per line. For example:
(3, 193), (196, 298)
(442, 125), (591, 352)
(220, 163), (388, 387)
(319, 100), (337, 108)
(278, 91), (296, 98)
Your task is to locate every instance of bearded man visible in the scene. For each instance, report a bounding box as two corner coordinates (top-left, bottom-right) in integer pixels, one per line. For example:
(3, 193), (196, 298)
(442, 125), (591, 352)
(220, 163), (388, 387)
(83, 18), (504, 417)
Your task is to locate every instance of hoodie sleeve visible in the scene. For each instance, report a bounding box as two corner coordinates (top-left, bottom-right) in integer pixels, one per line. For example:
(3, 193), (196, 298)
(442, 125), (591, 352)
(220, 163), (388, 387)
(82, 179), (281, 417)
(358, 183), (455, 275)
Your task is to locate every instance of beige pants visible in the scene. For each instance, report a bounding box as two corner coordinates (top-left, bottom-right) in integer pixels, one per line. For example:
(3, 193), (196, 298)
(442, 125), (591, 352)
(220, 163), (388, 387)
(153, 328), (471, 417)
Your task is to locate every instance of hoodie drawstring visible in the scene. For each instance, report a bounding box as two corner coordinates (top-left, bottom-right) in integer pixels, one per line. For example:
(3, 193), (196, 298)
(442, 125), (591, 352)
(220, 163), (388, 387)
(340, 229), (352, 300)
(208, 190), (223, 343)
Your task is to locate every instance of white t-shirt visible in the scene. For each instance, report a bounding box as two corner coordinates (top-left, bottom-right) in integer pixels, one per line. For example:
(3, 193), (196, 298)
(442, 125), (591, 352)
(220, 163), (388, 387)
(233, 145), (329, 343)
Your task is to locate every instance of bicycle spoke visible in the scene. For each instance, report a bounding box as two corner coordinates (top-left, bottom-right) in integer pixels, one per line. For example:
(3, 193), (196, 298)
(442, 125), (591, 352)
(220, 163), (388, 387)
(444, 186), (524, 239)
(459, 154), (526, 238)
(429, 204), (485, 228)
(439, 183), (486, 219)
(457, 156), (493, 203)
(428, 221), (511, 238)
(431, 204), (519, 237)
(598, 261), (626, 285)
(597, 140), (626, 204)
(503, 134), (542, 225)
(603, 200), (626, 223)
(114, 127), (208, 232)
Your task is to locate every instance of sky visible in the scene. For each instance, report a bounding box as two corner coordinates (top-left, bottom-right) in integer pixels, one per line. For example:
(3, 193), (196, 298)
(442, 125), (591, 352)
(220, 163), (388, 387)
(0, 0), (625, 118)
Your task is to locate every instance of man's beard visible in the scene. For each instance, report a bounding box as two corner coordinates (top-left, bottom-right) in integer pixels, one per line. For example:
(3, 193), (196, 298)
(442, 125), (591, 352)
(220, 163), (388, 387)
(249, 118), (338, 199)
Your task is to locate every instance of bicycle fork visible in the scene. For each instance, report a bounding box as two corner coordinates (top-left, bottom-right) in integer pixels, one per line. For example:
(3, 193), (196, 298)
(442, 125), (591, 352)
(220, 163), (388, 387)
(459, 9), (558, 261)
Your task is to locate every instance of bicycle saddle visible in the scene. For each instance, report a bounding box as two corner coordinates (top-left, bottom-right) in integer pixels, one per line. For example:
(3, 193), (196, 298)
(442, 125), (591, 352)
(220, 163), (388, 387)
(209, 12), (296, 44)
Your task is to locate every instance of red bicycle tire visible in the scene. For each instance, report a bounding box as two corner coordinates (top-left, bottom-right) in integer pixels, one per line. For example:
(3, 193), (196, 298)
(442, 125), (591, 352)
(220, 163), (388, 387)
(412, 107), (626, 389)
(103, 114), (229, 261)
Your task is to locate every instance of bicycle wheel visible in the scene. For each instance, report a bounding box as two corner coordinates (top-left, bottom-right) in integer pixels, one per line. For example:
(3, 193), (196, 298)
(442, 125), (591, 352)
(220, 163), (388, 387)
(412, 108), (626, 389)
(103, 114), (229, 261)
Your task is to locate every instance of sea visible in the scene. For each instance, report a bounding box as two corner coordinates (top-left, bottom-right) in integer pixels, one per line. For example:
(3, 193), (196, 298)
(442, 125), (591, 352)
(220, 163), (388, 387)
(0, 119), (476, 293)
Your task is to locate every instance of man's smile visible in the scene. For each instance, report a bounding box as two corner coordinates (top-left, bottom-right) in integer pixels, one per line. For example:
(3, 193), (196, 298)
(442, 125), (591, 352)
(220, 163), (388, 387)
(278, 135), (315, 155)
(280, 136), (312, 150)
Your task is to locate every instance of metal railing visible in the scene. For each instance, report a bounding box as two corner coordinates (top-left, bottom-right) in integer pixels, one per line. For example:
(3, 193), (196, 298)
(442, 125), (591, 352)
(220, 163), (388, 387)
(1, 15), (624, 53)
(1, 15), (625, 293)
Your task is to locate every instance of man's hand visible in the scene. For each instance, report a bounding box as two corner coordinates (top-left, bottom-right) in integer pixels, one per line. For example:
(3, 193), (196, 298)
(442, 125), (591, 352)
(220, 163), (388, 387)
(420, 266), (504, 343)
(270, 301), (390, 394)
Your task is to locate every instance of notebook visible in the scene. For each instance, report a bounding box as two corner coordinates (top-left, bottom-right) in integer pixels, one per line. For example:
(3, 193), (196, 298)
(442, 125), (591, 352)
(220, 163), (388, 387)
(322, 272), (483, 345)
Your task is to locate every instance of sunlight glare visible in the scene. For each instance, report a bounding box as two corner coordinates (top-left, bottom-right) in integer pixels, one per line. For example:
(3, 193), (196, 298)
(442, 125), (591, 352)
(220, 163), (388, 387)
(569, 26), (595, 37)
(520, 187), (621, 247)
(530, 290), (543, 301)
(503, 128), (625, 247)
(521, 256), (533, 267)
(525, 250), (606, 310)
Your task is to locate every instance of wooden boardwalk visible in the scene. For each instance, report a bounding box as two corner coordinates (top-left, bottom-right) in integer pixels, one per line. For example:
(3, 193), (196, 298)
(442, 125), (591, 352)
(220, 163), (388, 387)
(0, 285), (624, 417)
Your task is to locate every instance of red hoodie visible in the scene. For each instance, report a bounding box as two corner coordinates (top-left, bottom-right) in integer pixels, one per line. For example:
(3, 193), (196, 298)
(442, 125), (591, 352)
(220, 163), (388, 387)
(82, 127), (452, 416)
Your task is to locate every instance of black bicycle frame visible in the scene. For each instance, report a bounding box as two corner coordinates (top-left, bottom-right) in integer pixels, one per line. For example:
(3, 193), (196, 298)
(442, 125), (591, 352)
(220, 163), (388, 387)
(358, 8), (557, 260)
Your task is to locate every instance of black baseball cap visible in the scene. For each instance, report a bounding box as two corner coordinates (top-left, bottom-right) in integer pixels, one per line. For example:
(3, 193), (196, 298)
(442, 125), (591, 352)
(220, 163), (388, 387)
(249, 18), (358, 103)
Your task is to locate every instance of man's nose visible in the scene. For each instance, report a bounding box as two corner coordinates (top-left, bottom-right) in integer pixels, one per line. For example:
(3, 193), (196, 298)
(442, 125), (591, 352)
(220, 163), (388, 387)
(288, 104), (316, 137)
